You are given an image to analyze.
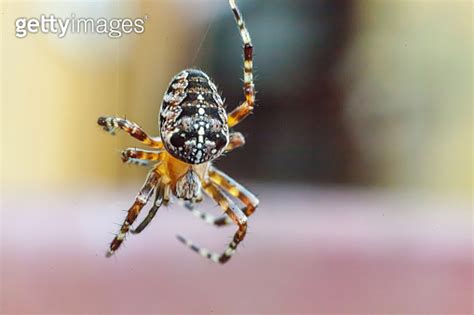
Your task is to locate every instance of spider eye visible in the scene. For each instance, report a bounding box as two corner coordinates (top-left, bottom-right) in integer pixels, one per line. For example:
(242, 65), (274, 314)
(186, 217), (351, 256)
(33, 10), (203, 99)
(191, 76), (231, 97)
(170, 133), (186, 148)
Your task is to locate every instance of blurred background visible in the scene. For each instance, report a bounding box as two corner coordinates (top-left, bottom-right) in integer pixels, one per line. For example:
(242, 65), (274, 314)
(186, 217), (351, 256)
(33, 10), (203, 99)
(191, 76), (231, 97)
(1, 0), (472, 314)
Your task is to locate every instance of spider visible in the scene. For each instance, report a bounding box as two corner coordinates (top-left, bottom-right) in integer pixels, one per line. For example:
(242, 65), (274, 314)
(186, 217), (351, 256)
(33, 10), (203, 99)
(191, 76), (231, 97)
(97, 0), (258, 264)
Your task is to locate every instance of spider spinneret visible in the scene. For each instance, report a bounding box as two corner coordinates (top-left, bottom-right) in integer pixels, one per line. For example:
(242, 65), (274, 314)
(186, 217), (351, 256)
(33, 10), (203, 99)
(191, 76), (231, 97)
(97, 0), (257, 264)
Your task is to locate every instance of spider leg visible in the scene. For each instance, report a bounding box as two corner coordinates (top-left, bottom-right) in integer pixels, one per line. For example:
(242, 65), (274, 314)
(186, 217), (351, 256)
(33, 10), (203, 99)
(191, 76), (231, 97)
(224, 132), (246, 154)
(163, 185), (172, 205)
(97, 116), (163, 148)
(227, 0), (255, 128)
(185, 206), (231, 227)
(106, 170), (159, 257)
(131, 180), (166, 234)
(177, 181), (247, 264)
(209, 166), (259, 215)
(121, 148), (165, 166)
(185, 166), (258, 227)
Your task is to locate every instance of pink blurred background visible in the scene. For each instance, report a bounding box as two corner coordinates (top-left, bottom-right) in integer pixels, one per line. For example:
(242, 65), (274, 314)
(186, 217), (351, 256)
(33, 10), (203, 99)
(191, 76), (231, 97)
(2, 186), (471, 313)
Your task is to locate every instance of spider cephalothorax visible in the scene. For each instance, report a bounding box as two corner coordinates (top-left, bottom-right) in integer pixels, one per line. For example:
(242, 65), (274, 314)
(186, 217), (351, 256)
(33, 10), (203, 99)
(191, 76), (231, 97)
(160, 69), (229, 164)
(97, 0), (257, 264)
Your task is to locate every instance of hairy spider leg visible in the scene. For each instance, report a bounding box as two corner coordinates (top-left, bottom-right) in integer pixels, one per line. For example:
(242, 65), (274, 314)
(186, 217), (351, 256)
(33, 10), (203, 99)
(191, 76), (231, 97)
(106, 170), (159, 257)
(227, 0), (255, 128)
(131, 181), (166, 234)
(121, 148), (165, 166)
(224, 132), (246, 153)
(98, 116), (163, 148)
(177, 181), (248, 264)
(185, 166), (258, 226)
(209, 166), (259, 214)
(184, 201), (231, 226)
(123, 158), (150, 167)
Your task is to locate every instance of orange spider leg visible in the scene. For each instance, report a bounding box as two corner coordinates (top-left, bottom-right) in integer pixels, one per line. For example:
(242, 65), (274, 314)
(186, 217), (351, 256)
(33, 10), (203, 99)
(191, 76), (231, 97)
(98, 116), (163, 148)
(106, 170), (159, 257)
(177, 181), (248, 264)
(121, 148), (165, 166)
(185, 166), (259, 227)
(224, 132), (246, 153)
(227, 0), (256, 128)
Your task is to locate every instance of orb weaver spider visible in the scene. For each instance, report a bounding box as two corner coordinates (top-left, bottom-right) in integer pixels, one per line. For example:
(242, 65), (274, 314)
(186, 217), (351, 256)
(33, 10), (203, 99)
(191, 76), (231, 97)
(97, 0), (258, 264)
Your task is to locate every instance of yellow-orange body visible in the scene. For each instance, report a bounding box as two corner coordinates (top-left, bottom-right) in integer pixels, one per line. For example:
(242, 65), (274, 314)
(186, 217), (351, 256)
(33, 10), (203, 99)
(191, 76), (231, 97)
(156, 152), (209, 190)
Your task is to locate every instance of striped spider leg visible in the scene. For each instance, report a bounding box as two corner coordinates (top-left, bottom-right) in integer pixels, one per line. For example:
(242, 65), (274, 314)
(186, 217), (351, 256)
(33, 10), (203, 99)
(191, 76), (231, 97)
(115, 150), (170, 237)
(121, 148), (165, 166)
(107, 170), (159, 257)
(177, 180), (248, 264)
(227, 0), (255, 128)
(98, 116), (163, 148)
(131, 180), (167, 234)
(186, 166), (259, 227)
(224, 132), (246, 153)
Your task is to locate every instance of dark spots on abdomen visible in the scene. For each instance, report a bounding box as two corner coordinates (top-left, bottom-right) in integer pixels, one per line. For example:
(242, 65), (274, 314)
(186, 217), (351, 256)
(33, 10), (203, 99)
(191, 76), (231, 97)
(170, 132), (187, 148)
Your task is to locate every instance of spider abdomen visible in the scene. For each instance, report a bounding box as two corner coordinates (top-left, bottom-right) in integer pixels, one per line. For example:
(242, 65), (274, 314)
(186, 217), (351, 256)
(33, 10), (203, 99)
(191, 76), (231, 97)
(160, 69), (229, 165)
